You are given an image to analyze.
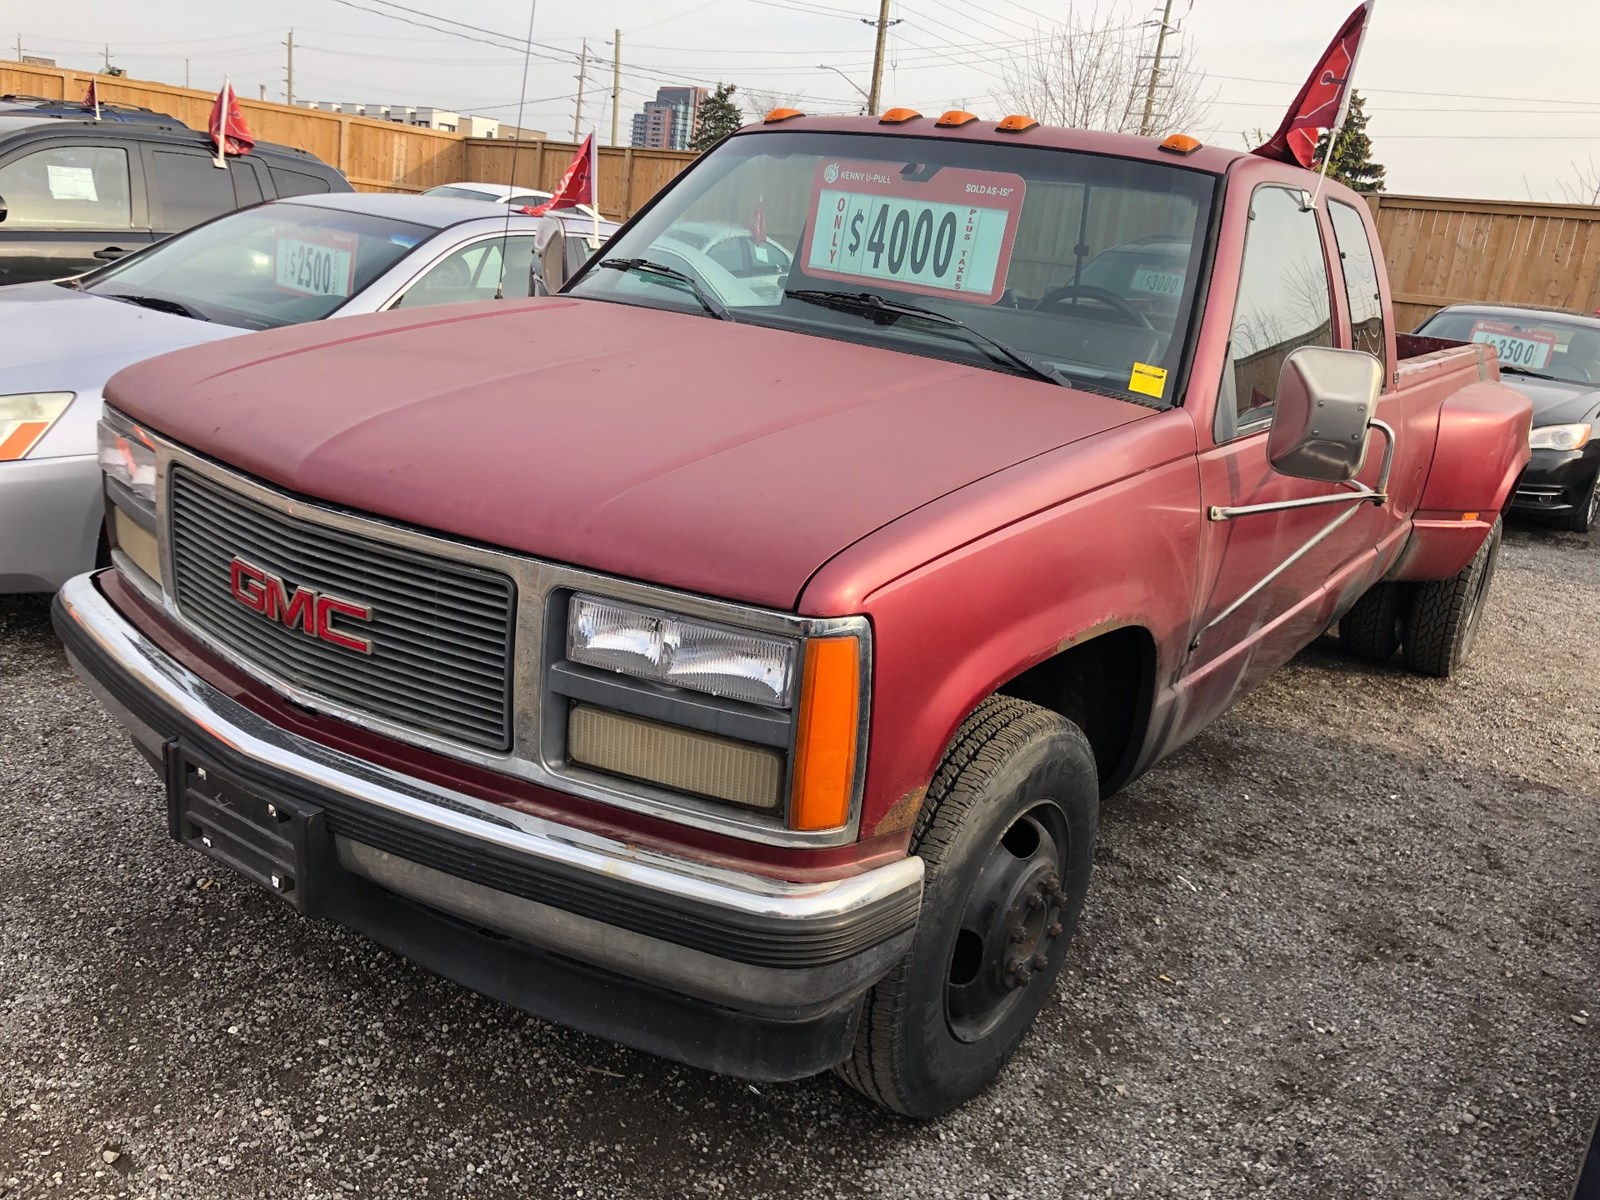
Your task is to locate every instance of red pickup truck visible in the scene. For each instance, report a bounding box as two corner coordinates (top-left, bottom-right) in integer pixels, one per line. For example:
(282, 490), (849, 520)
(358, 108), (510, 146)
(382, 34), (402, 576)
(57, 112), (1530, 1117)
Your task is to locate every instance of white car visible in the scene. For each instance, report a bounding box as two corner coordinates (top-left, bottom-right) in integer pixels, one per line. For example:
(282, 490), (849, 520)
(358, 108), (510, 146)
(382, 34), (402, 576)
(421, 181), (599, 221)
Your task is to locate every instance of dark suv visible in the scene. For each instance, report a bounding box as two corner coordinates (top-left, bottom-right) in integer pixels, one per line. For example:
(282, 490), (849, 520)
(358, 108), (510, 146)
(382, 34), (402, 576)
(0, 116), (351, 284)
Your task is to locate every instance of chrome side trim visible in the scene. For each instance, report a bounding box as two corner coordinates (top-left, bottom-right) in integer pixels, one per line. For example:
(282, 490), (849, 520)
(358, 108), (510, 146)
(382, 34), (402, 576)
(57, 572), (921, 924)
(127, 417), (872, 848)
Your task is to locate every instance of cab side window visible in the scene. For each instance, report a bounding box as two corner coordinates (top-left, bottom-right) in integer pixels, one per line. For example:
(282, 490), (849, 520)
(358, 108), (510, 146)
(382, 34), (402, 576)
(1220, 186), (1334, 436)
(0, 145), (132, 229)
(1329, 200), (1386, 363)
(149, 150), (236, 229)
(395, 236), (538, 308)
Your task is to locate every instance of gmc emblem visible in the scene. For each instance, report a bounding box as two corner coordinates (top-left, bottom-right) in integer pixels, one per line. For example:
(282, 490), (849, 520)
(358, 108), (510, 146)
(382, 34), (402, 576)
(228, 557), (374, 654)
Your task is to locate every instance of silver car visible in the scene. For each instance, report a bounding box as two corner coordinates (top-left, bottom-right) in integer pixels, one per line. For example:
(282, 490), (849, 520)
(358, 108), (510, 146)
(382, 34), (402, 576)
(0, 193), (552, 593)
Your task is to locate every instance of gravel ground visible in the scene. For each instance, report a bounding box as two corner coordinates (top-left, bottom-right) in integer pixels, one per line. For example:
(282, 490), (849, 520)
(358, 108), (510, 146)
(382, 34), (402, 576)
(1, 521), (1596, 1200)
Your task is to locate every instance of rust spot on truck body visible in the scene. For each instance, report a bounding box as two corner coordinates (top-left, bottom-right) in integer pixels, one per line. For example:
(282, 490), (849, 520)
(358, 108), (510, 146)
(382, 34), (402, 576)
(873, 785), (928, 836)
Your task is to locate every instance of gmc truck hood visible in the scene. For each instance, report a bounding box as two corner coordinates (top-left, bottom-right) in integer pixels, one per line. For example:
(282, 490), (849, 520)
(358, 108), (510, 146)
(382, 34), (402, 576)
(105, 298), (1150, 609)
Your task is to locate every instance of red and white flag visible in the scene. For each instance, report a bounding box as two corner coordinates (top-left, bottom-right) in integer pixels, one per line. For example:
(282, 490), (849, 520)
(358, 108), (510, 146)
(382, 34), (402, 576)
(84, 78), (100, 121)
(527, 133), (598, 216)
(1252, 1), (1374, 170)
(207, 78), (256, 168)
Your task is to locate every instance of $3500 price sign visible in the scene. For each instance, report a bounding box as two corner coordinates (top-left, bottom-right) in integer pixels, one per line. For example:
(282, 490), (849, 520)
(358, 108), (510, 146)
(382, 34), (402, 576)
(804, 161), (1026, 304)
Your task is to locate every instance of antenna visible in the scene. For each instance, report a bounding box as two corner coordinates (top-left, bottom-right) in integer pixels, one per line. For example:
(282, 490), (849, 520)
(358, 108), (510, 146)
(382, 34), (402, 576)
(496, 0), (541, 300)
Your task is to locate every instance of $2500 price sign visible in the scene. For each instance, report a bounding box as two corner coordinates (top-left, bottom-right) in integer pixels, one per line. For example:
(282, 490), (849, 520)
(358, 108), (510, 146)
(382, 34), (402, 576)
(804, 160), (1026, 304)
(275, 229), (359, 299)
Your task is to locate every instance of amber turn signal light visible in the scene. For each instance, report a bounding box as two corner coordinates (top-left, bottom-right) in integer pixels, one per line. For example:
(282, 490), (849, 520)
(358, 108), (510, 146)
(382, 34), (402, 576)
(995, 114), (1039, 133)
(763, 107), (806, 123)
(879, 107), (922, 124)
(935, 110), (979, 127)
(1159, 133), (1203, 154)
(790, 636), (862, 832)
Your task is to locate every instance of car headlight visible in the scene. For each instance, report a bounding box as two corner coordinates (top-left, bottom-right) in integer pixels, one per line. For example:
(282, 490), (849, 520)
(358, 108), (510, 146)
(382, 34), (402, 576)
(0, 392), (74, 461)
(1529, 423), (1592, 451)
(568, 594), (796, 708)
(97, 415), (158, 504)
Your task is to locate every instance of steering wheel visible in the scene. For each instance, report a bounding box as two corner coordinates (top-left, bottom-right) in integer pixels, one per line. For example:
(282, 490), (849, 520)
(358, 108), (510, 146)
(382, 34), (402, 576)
(1036, 283), (1153, 329)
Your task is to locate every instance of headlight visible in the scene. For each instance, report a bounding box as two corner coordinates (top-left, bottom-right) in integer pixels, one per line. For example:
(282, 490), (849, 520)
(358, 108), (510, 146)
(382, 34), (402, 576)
(97, 416), (158, 504)
(1529, 423), (1592, 451)
(0, 392), (74, 461)
(568, 594), (797, 708)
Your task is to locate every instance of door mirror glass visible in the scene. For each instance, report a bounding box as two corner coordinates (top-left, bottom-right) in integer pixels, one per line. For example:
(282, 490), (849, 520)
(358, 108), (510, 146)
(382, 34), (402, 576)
(1266, 346), (1383, 483)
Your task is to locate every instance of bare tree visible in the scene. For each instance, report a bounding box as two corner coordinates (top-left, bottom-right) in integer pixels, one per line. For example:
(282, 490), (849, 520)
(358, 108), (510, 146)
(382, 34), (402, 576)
(1555, 157), (1600, 206)
(741, 88), (806, 123)
(997, 2), (1214, 137)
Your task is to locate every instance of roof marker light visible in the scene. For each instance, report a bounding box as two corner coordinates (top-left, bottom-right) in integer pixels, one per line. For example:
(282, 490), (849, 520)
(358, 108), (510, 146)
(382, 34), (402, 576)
(1160, 133), (1203, 154)
(935, 110), (979, 127)
(879, 107), (922, 124)
(995, 114), (1039, 133)
(763, 107), (805, 123)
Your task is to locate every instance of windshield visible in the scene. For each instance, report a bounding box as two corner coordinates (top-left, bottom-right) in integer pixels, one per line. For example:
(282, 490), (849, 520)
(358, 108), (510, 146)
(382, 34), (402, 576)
(1418, 310), (1600, 387)
(568, 131), (1217, 402)
(82, 203), (433, 329)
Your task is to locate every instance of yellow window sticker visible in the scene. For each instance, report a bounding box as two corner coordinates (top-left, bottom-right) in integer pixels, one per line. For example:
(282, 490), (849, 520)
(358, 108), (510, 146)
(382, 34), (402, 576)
(1129, 361), (1168, 399)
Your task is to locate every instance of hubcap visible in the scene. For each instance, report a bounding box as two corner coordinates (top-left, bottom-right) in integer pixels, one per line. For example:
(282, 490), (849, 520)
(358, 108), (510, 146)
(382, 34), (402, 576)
(1458, 530), (1499, 660)
(945, 801), (1071, 1043)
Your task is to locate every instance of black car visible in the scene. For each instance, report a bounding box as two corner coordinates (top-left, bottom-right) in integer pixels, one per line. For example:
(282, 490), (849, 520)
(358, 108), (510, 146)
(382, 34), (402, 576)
(0, 93), (184, 125)
(1415, 304), (1600, 533)
(0, 116), (351, 285)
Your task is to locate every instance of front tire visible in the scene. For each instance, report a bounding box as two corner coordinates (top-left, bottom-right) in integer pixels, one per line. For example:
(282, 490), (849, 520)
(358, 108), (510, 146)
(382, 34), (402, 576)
(1338, 581), (1411, 662)
(1401, 518), (1502, 677)
(835, 697), (1098, 1118)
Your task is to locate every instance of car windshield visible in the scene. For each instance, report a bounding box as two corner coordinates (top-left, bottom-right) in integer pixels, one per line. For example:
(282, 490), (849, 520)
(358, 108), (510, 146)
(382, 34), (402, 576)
(1418, 310), (1600, 387)
(568, 130), (1217, 402)
(80, 203), (433, 329)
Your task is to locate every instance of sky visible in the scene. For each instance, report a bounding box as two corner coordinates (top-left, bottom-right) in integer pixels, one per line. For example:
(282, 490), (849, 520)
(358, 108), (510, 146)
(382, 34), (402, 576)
(13, 0), (1600, 201)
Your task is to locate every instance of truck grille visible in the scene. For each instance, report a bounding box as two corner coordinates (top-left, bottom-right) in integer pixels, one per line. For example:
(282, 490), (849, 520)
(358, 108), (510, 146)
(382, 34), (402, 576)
(169, 467), (516, 751)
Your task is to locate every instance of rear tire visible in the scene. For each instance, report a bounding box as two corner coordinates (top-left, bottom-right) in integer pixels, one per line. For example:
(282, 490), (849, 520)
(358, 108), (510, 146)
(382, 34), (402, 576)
(1401, 518), (1502, 678)
(1554, 471), (1599, 534)
(1338, 581), (1410, 662)
(834, 696), (1098, 1118)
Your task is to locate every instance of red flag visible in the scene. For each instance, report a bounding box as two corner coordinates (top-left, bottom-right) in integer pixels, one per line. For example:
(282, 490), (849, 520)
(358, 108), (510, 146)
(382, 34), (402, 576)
(84, 78), (100, 120)
(527, 133), (598, 216)
(207, 79), (256, 164)
(1252, 2), (1373, 169)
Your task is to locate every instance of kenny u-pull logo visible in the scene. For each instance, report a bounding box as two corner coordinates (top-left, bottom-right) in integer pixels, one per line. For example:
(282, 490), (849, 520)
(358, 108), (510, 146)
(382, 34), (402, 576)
(228, 556), (374, 654)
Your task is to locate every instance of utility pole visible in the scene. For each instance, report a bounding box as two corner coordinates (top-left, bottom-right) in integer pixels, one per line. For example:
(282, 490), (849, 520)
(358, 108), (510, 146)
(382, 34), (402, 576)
(863, 0), (899, 116)
(102, 44), (110, 71)
(286, 29), (295, 106)
(15, 35), (21, 62)
(1138, 0), (1176, 137)
(610, 30), (621, 147)
(572, 38), (588, 141)
(185, 59), (190, 89)
(259, 83), (267, 101)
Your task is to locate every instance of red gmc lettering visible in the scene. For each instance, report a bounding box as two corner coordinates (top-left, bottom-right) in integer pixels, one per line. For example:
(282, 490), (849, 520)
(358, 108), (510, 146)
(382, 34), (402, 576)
(316, 597), (374, 654)
(228, 556), (372, 653)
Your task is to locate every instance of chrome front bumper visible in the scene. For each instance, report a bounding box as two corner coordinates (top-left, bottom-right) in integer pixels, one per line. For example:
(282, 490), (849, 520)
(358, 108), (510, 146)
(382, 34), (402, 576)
(53, 572), (922, 1033)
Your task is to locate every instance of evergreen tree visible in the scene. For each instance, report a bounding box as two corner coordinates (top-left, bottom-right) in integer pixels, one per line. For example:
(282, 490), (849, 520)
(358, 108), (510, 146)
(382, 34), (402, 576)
(1314, 91), (1386, 193)
(691, 83), (744, 152)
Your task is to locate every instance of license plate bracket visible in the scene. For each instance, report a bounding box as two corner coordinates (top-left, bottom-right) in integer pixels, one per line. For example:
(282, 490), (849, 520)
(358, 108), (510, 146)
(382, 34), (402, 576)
(164, 742), (337, 915)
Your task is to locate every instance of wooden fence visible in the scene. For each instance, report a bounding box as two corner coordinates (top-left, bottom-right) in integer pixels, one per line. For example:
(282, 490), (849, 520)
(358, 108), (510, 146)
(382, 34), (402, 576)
(1368, 193), (1600, 331)
(0, 60), (465, 193)
(463, 139), (695, 220)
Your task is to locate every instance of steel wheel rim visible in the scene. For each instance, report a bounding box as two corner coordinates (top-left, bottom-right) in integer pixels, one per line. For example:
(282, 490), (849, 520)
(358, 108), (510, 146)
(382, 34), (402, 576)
(1459, 533), (1498, 660)
(945, 800), (1072, 1044)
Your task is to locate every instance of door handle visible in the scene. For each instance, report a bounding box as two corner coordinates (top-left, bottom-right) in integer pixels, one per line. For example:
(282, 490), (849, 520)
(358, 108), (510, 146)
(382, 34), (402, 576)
(93, 246), (128, 261)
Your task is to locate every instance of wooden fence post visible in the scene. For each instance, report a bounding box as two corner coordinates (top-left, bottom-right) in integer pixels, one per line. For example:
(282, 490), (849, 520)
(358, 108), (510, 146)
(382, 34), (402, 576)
(623, 148), (636, 217)
(336, 117), (351, 179)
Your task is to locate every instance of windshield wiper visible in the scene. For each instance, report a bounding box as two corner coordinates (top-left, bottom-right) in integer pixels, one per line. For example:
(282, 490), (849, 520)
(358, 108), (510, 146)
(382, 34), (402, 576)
(1499, 364), (1558, 381)
(597, 258), (729, 320)
(100, 292), (210, 322)
(784, 289), (1072, 388)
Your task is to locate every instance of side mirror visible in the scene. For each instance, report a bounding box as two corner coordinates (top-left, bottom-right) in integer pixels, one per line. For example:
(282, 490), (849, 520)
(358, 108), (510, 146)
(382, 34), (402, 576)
(1266, 346), (1384, 483)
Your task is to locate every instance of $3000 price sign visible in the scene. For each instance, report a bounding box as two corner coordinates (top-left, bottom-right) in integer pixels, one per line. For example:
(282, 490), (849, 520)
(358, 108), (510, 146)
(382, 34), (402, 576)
(804, 161), (1026, 304)
(275, 230), (359, 299)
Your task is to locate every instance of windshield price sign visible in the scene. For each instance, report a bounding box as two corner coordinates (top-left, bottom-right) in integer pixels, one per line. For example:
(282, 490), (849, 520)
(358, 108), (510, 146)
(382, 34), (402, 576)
(1469, 319), (1556, 370)
(1130, 267), (1185, 297)
(804, 160), (1026, 304)
(275, 230), (358, 298)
